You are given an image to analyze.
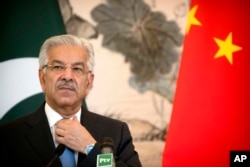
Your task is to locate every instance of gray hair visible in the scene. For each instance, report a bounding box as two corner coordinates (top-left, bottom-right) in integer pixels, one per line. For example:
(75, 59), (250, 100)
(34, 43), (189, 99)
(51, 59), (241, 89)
(39, 34), (95, 72)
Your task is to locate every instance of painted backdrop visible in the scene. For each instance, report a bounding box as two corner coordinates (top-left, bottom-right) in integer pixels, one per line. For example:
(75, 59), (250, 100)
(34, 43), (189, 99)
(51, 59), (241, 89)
(58, 0), (188, 166)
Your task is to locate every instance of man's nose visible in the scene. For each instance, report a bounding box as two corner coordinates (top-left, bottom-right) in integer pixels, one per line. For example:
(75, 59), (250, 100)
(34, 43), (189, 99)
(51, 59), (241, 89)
(61, 67), (74, 80)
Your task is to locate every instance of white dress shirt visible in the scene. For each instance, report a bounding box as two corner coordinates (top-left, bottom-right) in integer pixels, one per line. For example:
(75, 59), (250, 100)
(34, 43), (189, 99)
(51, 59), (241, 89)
(45, 102), (81, 163)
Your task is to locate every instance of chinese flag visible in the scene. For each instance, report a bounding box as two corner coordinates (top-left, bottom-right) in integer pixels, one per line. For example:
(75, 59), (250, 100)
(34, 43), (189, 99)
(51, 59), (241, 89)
(162, 0), (250, 167)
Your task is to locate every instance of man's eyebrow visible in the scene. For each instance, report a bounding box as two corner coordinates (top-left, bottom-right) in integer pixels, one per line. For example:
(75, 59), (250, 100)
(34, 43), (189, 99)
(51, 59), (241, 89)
(50, 59), (64, 65)
(50, 60), (85, 66)
(72, 62), (85, 66)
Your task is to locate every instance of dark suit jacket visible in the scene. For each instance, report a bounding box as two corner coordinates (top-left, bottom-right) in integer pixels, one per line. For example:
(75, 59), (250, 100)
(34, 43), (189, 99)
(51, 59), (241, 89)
(0, 102), (142, 167)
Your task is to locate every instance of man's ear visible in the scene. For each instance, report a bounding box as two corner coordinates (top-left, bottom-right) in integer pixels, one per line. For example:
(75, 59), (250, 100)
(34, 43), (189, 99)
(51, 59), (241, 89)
(85, 73), (94, 95)
(38, 69), (46, 92)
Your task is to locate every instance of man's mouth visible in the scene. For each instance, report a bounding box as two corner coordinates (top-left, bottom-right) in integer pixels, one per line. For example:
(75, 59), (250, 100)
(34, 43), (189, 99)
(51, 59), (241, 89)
(58, 85), (76, 91)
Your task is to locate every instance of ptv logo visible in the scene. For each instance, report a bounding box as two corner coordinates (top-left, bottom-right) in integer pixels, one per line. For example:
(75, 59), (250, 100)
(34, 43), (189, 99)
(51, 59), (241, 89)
(97, 153), (113, 167)
(99, 157), (111, 163)
(230, 151), (250, 167)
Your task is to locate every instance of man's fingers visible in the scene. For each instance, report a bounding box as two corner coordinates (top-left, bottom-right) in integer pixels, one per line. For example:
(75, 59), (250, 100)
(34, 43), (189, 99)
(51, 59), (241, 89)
(55, 128), (65, 136)
(55, 119), (71, 129)
(72, 116), (78, 121)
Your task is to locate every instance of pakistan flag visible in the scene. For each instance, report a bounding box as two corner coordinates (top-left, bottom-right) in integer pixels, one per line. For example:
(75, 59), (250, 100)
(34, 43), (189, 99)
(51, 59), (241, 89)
(0, 0), (66, 124)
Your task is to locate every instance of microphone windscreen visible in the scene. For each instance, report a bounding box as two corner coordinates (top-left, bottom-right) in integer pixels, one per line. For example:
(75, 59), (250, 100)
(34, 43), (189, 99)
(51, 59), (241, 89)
(100, 137), (114, 153)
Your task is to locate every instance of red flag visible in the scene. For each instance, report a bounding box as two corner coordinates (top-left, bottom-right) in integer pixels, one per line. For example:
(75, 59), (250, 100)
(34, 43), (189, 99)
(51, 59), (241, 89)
(162, 0), (250, 166)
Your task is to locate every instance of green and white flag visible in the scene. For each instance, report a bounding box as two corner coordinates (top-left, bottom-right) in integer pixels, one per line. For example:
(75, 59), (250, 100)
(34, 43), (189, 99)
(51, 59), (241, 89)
(0, 0), (66, 124)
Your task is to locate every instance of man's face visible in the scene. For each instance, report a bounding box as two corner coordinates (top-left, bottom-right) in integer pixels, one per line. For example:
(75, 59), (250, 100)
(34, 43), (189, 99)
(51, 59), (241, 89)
(39, 44), (93, 111)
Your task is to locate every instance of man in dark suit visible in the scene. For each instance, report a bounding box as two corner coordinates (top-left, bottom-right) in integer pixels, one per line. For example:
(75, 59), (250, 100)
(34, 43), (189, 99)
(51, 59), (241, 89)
(0, 34), (142, 167)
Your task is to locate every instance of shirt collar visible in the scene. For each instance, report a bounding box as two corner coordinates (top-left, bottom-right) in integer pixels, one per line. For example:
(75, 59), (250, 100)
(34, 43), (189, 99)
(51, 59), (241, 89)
(45, 102), (81, 128)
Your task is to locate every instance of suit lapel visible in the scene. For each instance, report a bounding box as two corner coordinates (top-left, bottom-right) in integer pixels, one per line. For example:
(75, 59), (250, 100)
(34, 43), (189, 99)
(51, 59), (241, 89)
(77, 106), (103, 165)
(24, 103), (57, 164)
(80, 106), (103, 141)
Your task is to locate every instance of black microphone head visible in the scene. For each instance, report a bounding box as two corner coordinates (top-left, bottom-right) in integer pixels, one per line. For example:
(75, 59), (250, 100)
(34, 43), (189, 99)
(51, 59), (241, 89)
(55, 144), (65, 156)
(100, 137), (114, 154)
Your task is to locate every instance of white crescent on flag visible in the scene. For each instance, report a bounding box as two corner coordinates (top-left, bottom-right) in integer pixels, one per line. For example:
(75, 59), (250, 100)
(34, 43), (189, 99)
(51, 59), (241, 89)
(0, 58), (42, 119)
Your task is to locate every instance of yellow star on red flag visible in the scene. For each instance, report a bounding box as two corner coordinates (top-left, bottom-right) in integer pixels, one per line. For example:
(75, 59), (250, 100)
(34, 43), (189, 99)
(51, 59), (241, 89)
(214, 32), (242, 64)
(185, 5), (201, 34)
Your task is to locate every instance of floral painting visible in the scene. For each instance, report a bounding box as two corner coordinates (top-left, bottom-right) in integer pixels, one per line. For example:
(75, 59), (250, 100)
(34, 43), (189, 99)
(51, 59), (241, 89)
(58, 0), (188, 166)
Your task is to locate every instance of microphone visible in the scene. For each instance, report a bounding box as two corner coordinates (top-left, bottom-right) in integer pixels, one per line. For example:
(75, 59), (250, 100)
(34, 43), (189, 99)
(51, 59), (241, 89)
(97, 137), (115, 167)
(46, 144), (65, 167)
(100, 137), (114, 154)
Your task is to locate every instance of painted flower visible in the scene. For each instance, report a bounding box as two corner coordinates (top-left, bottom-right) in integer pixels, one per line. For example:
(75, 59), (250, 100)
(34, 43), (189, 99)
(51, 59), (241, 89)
(91, 0), (183, 100)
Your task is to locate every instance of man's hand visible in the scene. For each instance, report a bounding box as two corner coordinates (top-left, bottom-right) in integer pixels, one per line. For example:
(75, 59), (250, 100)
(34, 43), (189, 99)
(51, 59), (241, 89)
(55, 116), (96, 153)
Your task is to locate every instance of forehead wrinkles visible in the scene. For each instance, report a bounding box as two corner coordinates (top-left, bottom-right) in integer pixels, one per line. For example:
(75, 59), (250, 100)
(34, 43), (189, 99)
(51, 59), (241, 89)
(48, 45), (89, 64)
(50, 59), (86, 67)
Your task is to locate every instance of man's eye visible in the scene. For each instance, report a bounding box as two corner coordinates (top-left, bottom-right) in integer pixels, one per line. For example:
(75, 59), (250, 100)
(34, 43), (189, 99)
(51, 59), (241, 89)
(53, 65), (64, 70)
(72, 67), (84, 72)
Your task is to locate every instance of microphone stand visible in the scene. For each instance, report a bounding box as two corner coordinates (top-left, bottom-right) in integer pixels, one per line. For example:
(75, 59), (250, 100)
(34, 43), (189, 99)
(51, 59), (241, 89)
(46, 144), (65, 167)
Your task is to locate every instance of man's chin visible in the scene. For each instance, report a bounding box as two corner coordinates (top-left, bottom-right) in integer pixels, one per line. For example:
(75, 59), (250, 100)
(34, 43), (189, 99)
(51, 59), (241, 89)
(52, 92), (82, 107)
(57, 98), (76, 105)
